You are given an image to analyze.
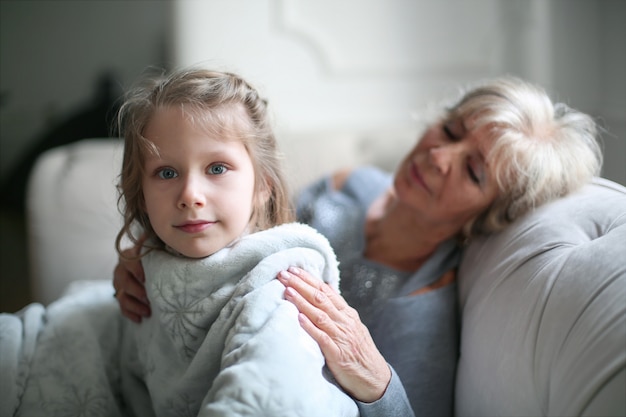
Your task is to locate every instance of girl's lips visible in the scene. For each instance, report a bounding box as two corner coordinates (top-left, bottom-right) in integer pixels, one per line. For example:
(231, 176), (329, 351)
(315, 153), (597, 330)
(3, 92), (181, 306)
(410, 162), (431, 193)
(175, 221), (214, 233)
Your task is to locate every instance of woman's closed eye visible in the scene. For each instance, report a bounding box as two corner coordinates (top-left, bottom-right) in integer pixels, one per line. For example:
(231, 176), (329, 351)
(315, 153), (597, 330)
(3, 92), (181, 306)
(467, 163), (480, 184)
(443, 122), (458, 141)
(467, 157), (487, 186)
(442, 119), (465, 141)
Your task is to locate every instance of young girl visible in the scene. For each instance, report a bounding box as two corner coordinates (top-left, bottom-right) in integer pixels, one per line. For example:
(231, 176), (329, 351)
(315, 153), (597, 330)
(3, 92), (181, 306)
(113, 68), (358, 416)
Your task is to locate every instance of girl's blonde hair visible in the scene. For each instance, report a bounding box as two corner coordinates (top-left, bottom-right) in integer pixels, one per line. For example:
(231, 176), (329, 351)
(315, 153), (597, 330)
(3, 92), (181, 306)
(115, 68), (294, 256)
(445, 76), (603, 238)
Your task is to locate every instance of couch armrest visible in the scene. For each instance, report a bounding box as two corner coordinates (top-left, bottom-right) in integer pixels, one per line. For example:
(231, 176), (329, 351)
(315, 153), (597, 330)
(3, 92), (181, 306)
(456, 178), (626, 416)
(26, 138), (124, 304)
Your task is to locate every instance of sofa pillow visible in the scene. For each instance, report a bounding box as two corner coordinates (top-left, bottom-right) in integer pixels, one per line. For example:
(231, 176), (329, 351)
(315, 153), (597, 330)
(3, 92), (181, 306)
(456, 178), (626, 416)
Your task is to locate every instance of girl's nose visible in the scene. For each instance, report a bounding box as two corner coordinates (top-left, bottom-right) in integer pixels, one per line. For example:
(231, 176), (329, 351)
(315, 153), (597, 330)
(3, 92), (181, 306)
(178, 177), (206, 209)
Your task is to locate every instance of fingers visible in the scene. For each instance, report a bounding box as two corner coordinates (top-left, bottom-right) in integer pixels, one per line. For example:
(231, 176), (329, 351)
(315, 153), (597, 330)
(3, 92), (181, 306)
(116, 291), (150, 323)
(114, 262), (147, 300)
(119, 247), (146, 283)
(286, 266), (338, 294)
(295, 311), (340, 357)
(113, 246), (150, 322)
(284, 285), (335, 332)
(277, 267), (350, 338)
(278, 267), (346, 310)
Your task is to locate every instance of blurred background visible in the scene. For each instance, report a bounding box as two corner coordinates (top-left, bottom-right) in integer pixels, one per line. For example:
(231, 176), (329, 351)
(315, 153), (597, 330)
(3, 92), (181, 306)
(1, 0), (624, 312)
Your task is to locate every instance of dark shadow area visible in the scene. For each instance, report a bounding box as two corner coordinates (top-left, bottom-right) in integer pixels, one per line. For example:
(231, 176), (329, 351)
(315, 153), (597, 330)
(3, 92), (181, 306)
(0, 73), (122, 311)
(0, 72), (123, 213)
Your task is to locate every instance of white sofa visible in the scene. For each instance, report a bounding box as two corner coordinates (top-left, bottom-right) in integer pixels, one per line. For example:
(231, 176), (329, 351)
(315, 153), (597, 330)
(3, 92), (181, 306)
(26, 136), (626, 416)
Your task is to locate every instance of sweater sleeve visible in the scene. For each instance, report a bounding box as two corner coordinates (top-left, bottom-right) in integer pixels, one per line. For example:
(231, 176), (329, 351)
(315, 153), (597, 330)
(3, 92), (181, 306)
(356, 365), (416, 417)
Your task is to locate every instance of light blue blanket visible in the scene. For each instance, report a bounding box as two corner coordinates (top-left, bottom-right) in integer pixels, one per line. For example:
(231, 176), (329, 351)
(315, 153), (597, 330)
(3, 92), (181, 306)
(1, 223), (358, 417)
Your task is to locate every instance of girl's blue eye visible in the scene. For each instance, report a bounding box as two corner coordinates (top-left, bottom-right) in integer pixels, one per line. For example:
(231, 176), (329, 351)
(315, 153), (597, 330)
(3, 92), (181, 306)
(209, 164), (228, 175)
(158, 168), (178, 179)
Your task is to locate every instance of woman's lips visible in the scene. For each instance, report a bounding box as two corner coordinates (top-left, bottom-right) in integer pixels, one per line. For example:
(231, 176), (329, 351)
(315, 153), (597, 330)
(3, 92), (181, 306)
(175, 221), (214, 233)
(410, 162), (431, 193)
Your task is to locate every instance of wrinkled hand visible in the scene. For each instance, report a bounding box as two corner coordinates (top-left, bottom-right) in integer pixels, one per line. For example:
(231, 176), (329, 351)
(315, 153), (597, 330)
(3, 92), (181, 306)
(113, 242), (150, 322)
(277, 267), (391, 403)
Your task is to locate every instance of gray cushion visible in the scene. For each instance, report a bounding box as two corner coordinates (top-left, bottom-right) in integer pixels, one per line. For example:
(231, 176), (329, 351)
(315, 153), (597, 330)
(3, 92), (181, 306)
(456, 178), (626, 416)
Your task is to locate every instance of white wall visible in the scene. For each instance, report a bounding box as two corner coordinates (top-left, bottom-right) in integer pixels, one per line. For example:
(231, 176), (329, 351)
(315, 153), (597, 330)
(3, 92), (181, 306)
(172, 0), (625, 185)
(0, 0), (624, 185)
(173, 0), (504, 132)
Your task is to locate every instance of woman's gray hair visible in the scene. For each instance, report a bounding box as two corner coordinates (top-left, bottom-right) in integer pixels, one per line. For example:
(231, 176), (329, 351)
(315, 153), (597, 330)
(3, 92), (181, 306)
(447, 76), (603, 238)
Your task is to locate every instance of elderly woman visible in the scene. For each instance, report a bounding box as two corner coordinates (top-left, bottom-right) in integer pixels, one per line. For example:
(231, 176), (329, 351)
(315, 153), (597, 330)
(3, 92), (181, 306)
(113, 76), (602, 417)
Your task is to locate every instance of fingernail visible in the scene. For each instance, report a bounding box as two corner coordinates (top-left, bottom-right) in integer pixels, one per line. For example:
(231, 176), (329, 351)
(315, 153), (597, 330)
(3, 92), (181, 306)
(298, 313), (307, 324)
(285, 287), (296, 298)
(287, 266), (301, 274)
(277, 270), (291, 282)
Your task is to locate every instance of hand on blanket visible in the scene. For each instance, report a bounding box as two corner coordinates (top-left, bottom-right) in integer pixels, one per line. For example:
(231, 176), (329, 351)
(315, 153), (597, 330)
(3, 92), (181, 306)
(277, 267), (392, 403)
(113, 243), (150, 322)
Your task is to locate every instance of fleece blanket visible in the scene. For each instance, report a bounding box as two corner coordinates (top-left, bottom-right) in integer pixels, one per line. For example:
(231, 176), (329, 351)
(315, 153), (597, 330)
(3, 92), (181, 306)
(1, 223), (358, 417)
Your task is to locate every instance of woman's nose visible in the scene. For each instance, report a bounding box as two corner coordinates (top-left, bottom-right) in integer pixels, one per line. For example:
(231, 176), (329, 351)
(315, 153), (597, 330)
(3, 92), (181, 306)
(178, 177), (206, 209)
(429, 146), (453, 175)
